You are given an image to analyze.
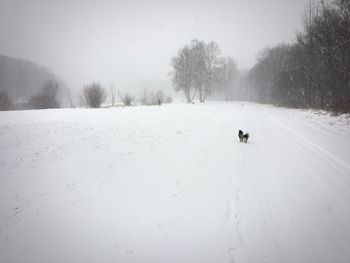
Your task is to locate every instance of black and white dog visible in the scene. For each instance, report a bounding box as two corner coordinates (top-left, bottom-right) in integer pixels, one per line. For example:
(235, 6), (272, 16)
(238, 130), (249, 143)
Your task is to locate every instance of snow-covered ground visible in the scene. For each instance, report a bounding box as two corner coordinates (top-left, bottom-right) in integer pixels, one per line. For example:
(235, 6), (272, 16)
(1, 102), (350, 263)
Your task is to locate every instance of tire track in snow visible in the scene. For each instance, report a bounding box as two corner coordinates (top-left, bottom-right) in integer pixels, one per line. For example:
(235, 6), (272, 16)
(267, 112), (350, 186)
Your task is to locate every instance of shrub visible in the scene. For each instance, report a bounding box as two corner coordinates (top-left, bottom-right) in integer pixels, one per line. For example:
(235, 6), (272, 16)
(119, 92), (133, 106)
(81, 82), (107, 108)
(165, 96), (173, 103)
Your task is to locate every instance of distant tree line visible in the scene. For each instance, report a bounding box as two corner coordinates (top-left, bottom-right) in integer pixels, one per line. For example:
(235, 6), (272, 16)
(1, 77), (173, 110)
(78, 83), (172, 108)
(139, 88), (172, 105)
(0, 79), (61, 110)
(247, 0), (350, 112)
(170, 39), (237, 103)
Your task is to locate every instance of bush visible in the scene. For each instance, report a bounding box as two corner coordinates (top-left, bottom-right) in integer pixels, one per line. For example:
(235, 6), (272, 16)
(29, 80), (60, 109)
(119, 92), (133, 106)
(0, 91), (12, 111)
(81, 82), (107, 108)
(165, 96), (173, 103)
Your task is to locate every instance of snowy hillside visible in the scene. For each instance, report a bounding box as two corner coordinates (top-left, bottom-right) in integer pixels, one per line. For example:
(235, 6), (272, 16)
(1, 102), (350, 263)
(0, 54), (63, 100)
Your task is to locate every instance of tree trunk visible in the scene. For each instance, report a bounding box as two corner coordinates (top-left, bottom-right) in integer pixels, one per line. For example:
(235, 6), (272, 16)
(198, 84), (203, 102)
(185, 88), (190, 103)
(225, 85), (229, 101)
(189, 86), (198, 103)
(203, 90), (208, 102)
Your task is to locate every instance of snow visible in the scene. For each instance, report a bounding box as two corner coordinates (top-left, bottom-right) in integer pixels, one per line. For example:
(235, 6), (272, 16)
(1, 102), (350, 263)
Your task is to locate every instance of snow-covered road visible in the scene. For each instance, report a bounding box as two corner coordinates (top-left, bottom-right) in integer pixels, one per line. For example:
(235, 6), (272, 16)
(1, 102), (350, 263)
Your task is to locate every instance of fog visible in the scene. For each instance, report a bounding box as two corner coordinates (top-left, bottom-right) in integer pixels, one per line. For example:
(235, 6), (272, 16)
(0, 0), (310, 93)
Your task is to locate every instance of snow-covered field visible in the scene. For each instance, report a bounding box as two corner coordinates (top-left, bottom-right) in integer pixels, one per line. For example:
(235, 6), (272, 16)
(1, 102), (350, 263)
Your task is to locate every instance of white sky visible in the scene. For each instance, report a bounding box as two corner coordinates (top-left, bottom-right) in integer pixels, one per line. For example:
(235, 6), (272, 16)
(0, 0), (313, 91)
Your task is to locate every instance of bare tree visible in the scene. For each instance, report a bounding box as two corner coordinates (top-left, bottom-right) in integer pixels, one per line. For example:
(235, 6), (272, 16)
(81, 82), (106, 108)
(140, 88), (166, 105)
(140, 88), (150, 105)
(170, 39), (222, 103)
(118, 91), (133, 106)
(202, 41), (221, 101)
(190, 39), (207, 102)
(29, 80), (60, 109)
(67, 90), (76, 108)
(220, 57), (237, 101)
(109, 83), (116, 106)
(0, 90), (12, 111)
(170, 45), (194, 103)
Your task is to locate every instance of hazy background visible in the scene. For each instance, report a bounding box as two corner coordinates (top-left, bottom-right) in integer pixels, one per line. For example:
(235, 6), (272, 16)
(0, 0), (312, 93)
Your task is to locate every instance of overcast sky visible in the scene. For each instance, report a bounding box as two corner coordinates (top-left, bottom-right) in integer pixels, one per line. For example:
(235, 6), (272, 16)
(0, 0), (313, 92)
